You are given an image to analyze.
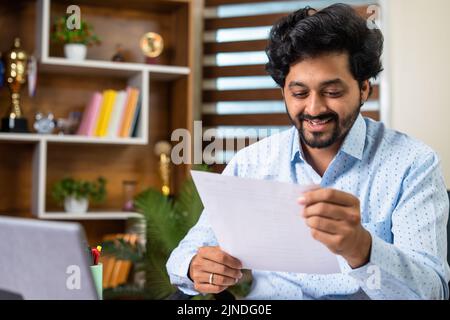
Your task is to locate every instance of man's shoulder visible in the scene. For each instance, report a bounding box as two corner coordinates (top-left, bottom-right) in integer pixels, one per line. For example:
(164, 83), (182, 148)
(364, 117), (438, 164)
(233, 127), (295, 161)
(224, 127), (295, 176)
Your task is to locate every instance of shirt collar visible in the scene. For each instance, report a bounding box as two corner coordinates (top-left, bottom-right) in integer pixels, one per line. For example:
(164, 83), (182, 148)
(340, 113), (366, 160)
(290, 127), (304, 162)
(290, 113), (366, 163)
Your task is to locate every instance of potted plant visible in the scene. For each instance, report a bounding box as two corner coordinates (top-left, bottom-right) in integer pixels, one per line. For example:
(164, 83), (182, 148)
(51, 176), (107, 214)
(51, 16), (101, 61)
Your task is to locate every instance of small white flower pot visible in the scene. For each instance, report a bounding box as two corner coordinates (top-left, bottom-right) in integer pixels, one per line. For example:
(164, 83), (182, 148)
(64, 196), (89, 214)
(64, 43), (87, 61)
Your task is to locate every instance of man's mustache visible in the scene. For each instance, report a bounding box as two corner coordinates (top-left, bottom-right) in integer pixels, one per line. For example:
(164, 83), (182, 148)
(298, 112), (338, 121)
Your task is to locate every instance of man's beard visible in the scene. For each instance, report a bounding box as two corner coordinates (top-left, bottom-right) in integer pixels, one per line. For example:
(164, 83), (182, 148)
(286, 100), (361, 149)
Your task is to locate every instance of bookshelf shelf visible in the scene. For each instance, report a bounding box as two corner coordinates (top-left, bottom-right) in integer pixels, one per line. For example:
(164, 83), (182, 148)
(40, 211), (142, 220)
(40, 57), (190, 81)
(0, 133), (147, 145)
(0, 134), (41, 143)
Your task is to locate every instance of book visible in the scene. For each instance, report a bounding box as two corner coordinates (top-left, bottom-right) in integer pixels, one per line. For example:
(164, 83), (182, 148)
(101, 233), (138, 289)
(76, 92), (103, 136)
(129, 96), (141, 138)
(119, 88), (140, 138)
(109, 234), (139, 287)
(100, 255), (116, 289)
(95, 90), (117, 137)
(109, 234), (131, 288)
(106, 90), (127, 138)
(117, 234), (138, 285)
(116, 234), (137, 285)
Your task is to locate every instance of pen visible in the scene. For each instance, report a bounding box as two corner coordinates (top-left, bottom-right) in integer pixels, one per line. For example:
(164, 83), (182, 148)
(91, 245), (102, 265)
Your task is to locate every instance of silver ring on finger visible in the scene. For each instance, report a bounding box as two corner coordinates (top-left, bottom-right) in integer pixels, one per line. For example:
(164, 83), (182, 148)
(209, 272), (215, 285)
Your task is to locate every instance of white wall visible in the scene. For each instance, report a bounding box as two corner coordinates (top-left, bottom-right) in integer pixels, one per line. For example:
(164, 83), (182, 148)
(385, 0), (450, 186)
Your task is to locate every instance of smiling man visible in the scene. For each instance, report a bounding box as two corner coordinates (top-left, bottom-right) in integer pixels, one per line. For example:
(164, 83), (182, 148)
(167, 4), (450, 299)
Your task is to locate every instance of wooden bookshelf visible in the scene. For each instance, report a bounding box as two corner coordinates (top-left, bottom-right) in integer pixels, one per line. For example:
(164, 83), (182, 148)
(0, 0), (202, 242)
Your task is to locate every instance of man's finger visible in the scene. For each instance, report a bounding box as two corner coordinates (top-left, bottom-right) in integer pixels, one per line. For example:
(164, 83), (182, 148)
(196, 271), (238, 286)
(305, 216), (342, 234)
(199, 257), (243, 279)
(199, 246), (242, 269)
(309, 228), (341, 249)
(298, 188), (357, 207)
(302, 202), (347, 220)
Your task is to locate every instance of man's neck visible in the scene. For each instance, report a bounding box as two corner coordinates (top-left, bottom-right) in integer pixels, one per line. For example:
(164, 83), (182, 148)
(301, 140), (343, 177)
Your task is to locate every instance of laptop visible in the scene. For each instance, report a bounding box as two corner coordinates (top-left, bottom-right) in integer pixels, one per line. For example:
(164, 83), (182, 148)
(0, 216), (99, 300)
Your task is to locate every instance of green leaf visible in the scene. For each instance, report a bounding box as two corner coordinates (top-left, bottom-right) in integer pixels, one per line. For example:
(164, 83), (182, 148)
(51, 176), (107, 204)
(50, 15), (101, 45)
(134, 189), (182, 254)
(101, 239), (143, 263)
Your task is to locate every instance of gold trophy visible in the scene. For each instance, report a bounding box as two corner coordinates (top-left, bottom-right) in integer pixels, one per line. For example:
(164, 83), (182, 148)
(1, 38), (29, 132)
(154, 141), (172, 196)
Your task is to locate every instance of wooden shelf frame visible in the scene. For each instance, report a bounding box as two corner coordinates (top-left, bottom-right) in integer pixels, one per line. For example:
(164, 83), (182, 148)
(0, 0), (199, 221)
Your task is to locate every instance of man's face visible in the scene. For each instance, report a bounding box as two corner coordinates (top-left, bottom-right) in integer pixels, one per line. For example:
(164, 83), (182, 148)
(283, 52), (369, 149)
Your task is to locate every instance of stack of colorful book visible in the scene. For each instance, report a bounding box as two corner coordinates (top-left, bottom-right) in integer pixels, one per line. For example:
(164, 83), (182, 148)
(100, 233), (138, 289)
(77, 87), (141, 138)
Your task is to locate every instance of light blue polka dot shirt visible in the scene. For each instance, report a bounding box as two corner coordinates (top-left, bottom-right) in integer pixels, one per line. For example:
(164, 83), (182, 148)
(167, 114), (450, 300)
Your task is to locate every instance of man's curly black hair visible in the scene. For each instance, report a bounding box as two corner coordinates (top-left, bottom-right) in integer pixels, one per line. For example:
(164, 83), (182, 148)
(265, 3), (383, 96)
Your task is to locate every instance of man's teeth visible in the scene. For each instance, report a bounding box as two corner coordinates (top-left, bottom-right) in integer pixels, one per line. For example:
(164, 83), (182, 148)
(308, 118), (331, 125)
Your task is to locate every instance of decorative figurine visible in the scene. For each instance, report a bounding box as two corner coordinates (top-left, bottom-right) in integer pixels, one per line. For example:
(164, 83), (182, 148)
(33, 112), (55, 134)
(111, 44), (126, 62)
(122, 180), (137, 211)
(56, 111), (81, 135)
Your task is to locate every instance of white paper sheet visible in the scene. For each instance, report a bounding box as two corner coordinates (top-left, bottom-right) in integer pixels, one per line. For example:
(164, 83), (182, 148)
(191, 170), (341, 274)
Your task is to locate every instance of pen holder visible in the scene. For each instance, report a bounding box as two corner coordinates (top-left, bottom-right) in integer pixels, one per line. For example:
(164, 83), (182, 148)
(90, 263), (103, 300)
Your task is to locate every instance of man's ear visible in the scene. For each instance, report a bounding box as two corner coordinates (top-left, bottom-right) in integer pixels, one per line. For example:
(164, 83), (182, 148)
(360, 80), (370, 102)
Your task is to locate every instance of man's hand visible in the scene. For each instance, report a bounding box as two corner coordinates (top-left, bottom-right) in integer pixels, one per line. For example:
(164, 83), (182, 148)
(298, 188), (372, 269)
(189, 246), (243, 294)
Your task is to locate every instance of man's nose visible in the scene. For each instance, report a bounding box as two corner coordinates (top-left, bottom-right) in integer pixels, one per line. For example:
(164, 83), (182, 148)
(304, 92), (328, 116)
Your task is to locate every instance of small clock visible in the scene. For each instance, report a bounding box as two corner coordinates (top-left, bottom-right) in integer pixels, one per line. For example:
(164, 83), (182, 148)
(140, 32), (164, 58)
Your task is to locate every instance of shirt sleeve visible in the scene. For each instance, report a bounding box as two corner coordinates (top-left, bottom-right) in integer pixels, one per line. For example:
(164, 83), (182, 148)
(346, 151), (450, 299)
(166, 158), (240, 296)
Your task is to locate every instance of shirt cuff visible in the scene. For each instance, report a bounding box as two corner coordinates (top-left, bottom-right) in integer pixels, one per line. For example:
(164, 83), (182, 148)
(169, 249), (199, 296)
(344, 232), (387, 283)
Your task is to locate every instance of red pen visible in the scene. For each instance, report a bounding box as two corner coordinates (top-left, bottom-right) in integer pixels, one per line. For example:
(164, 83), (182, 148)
(91, 245), (102, 265)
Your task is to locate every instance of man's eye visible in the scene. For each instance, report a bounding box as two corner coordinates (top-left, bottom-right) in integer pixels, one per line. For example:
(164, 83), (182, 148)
(324, 91), (342, 97)
(292, 92), (308, 98)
